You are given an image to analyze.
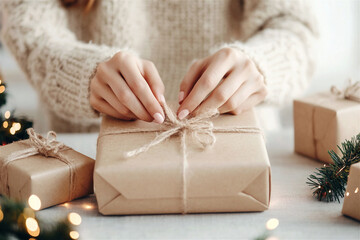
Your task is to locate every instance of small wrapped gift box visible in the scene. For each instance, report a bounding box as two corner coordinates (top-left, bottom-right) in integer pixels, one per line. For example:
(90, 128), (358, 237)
(294, 82), (360, 163)
(95, 104), (271, 215)
(0, 129), (94, 209)
(342, 162), (360, 221)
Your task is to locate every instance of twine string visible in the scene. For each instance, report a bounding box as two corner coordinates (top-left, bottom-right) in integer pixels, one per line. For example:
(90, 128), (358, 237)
(331, 79), (360, 102)
(1, 128), (75, 200)
(98, 103), (262, 214)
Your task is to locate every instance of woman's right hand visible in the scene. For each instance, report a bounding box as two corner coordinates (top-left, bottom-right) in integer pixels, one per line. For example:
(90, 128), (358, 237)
(90, 51), (165, 124)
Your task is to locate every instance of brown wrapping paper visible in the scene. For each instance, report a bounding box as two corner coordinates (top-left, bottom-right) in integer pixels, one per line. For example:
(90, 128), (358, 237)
(95, 108), (271, 215)
(342, 162), (360, 221)
(294, 92), (360, 163)
(0, 139), (94, 209)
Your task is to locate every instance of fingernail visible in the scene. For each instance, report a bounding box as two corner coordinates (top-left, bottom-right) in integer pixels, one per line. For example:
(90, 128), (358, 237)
(153, 112), (164, 124)
(159, 95), (165, 104)
(178, 109), (189, 120)
(178, 91), (185, 103)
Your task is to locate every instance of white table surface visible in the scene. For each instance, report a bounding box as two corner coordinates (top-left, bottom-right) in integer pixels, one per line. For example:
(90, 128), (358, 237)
(33, 129), (360, 240)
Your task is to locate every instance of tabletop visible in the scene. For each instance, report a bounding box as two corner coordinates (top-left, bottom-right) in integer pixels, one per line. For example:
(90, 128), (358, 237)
(35, 129), (359, 240)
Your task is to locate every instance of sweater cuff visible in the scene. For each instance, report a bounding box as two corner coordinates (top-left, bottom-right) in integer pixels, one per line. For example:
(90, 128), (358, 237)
(41, 43), (125, 125)
(211, 38), (306, 105)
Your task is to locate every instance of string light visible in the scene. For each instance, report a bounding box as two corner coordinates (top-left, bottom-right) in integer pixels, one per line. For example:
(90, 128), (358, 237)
(69, 231), (80, 239)
(2, 121), (8, 128)
(9, 127), (16, 135)
(61, 202), (70, 208)
(346, 192), (350, 197)
(328, 190), (332, 193)
(13, 122), (21, 131)
(266, 218), (279, 231)
(28, 195), (41, 211)
(26, 217), (40, 237)
(355, 187), (359, 194)
(83, 204), (94, 210)
(68, 212), (82, 225)
(4, 111), (10, 119)
(0, 85), (5, 94)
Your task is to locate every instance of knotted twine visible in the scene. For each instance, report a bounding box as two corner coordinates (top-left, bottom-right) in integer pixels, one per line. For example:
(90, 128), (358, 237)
(331, 79), (360, 102)
(98, 103), (262, 214)
(0, 128), (76, 201)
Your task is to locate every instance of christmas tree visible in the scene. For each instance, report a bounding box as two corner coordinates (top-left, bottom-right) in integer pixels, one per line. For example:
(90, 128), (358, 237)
(0, 69), (33, 145)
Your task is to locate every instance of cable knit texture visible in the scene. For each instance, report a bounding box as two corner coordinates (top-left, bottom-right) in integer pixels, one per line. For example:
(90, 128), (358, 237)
(1, 0), (317, 132)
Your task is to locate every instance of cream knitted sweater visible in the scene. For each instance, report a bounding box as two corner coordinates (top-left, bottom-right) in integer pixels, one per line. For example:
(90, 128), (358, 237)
(1, 0), (317, 132)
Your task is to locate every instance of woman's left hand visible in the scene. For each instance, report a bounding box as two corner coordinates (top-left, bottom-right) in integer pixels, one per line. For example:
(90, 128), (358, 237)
(177, 47), (267, 119)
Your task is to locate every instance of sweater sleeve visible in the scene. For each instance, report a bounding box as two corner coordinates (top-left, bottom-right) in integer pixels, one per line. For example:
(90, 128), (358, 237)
(1, 0), (122, 125)
(217, 0), (318, 105)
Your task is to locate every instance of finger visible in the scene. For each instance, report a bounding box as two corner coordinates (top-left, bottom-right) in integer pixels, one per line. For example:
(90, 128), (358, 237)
(141, 60), (165, 104)
(177, 57), (231, 119)
(92, 78), (136, 118)
(98, 63), (153, 122)
(91, 97), (134, 120)
(179, 59), (204, 104)
(120, 60), (165, 124)
(195, 66), (249, 114)
(229, 92), (266, 115)
(218, 77), (262, 114)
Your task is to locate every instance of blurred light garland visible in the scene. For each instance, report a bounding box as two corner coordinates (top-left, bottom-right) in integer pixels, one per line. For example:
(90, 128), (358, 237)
(0, 196), (80, 240)
(0, 69), (33, 145)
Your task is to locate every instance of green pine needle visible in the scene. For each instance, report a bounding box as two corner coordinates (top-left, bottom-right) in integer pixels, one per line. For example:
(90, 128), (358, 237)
(307, 133), (360, 202)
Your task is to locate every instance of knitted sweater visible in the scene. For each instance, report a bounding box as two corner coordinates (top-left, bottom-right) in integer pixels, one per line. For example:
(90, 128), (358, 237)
(1, 0), (317, 132)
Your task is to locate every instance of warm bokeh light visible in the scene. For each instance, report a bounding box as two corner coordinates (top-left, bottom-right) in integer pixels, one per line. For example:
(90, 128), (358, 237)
(61, 202), (70, 208)
(2, 121), (8, 128)
(0, 85), (5, 94)
(0, 208), (3, 222)
(68, 212), (82, 226)
(27, 227), (40, 237)
(28, 195), (41, 211)
(83, 204), (94, 210)
(355, 187), (359, 194)
(4, 111), (10, 119)
(13, 122), (21, 131)
(26, 217), (39, 232)
(266, 218), (279, 231)
(346, 192), (350, 197)
(9, 127), (16, 135)
(69, 231), (80, 239)
(266, 237), (279, 240)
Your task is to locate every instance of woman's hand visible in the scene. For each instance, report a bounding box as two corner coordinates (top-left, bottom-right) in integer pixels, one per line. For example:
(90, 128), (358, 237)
(90, 51), (165, 123)
(177, 47), (267, 119)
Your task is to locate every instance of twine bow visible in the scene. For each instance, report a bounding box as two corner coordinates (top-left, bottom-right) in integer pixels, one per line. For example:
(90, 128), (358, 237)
(98, 103), (262, 214)
(331, 79), (360, 102)
(1, 128), (76, 200)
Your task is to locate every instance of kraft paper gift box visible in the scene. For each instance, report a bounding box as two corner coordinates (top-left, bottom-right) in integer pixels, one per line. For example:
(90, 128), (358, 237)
(95, 105), (271, 215)
(342, 162), (360, 221)
(0, 129), (94, 209)
(294, 92), (360, 163)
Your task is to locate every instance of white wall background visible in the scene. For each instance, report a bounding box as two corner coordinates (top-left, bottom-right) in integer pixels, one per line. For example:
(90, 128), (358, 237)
(309, 0), (360, 94)
(0, 0), (359, 131)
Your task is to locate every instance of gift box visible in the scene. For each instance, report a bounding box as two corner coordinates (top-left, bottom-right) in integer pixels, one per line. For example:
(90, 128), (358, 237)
(0, 129), (94, 209)
(294, 90), (360, 163)
(342, 162), (360, 221)
(95, 104), (271, 215)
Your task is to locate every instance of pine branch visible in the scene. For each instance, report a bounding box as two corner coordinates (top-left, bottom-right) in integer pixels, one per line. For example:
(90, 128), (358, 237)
(307, 133), (360, 202)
